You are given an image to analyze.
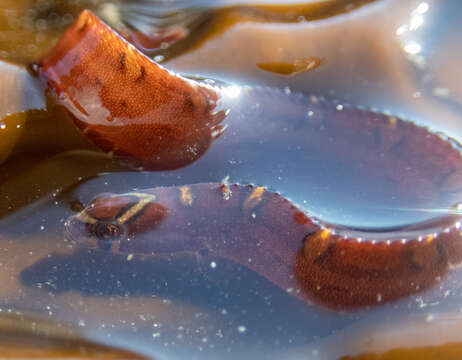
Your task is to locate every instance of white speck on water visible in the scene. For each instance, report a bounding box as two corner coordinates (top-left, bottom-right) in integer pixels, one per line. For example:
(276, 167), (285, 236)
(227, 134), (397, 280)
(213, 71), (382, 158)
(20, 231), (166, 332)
(433, 87), (450, 98)
(336, 104), (343, 111)
(210, 261), (217, 269)
(127, 254), (134, 261)
(410, 14), (424, 30)
(416, 2), (429, 14)
(237, 325), (246, 334)
(404, 42), (421, 55)
(396, 24), (408, 35)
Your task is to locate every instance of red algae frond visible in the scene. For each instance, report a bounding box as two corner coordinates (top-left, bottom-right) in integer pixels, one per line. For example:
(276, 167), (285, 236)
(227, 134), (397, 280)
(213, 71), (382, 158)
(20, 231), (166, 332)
(39, 10), (227, 170)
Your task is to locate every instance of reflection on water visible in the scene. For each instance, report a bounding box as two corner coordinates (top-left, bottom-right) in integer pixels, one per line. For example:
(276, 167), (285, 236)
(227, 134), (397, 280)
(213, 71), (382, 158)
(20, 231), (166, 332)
(110, 0), (377, 60)
(0, 0), (462, 359)
(0, 312), (146, 358)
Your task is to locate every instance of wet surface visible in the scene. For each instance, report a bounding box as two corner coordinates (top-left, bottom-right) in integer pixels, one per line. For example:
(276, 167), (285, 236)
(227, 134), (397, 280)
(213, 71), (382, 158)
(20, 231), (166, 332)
(0, 0), (462, 359)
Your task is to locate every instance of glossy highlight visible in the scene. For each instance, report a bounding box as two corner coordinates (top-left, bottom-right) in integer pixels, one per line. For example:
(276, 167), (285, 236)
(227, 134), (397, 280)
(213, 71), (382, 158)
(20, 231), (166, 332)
(65, 183), (462, 309)
(38, 10), (226, 170)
